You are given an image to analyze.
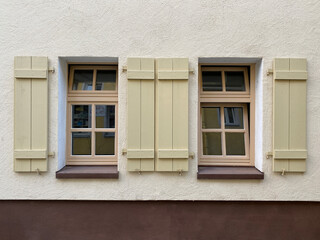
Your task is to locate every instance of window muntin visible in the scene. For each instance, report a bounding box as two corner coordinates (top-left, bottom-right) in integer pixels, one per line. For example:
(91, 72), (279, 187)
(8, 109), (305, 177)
(200, 103), (249, 161)
(199, 65), (255, 166)
(67, 65), (118, 165)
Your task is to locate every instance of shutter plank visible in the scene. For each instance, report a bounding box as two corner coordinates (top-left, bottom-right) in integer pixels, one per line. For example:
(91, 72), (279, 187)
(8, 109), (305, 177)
(127, 59), (141, 171)
(172, 58), (189, 171)
(288, 59), (307, 171)
(140, 58), (155, 171)
(14, 57), (32, 172)
(31, 57), (48, 171)
(156, 59), (173, 171)
(273, 58), (290, 172)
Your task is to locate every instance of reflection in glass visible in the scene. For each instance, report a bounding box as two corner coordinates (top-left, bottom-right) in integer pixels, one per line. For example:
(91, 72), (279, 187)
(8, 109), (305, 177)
(72, 105), (91, 128)
(96, 105), (115, 128)
(202, 132), (222, 155)
(72, 70), (93, 90)
(96, 132), (115, 155)
(202, 107), (220, 129)
(72, 132), (91, 155)
(96, 70), (116, 91)
(225, 71), (245, 91)
(224, 107), (243, 129)
(202, 71), (222, 91)
(225, 133), (245, 155)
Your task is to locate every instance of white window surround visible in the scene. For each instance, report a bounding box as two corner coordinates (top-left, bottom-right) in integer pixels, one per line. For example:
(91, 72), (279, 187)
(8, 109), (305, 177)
(57, 57), (118, 170)
(198, 57), (263, 171)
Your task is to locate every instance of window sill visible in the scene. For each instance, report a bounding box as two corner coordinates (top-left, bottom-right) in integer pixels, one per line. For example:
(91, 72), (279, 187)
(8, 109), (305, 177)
(56, 165), (119, 179)
(197, 166), (264, 180)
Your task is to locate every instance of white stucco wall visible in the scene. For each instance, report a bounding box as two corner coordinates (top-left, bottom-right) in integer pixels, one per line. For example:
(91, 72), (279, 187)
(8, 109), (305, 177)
(0, 0), (319, 200)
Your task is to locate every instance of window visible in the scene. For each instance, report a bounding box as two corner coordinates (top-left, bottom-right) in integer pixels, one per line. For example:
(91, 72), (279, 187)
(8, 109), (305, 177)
(199, 66), (255, 166)
(66, 65), (118, 165)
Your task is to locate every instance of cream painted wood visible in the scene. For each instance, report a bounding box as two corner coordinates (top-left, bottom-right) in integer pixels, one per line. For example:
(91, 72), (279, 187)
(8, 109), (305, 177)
(14, 56), (48, 172)
(156, 58), (189, 172)
(127, 58), (155, 171)
(274, 71), (307, 80)
(273, 58), (307, 172)
(127, 70), (154, 79)
(274, 150), (307, 159)
(14, 150), (47, 159)
(158, 150), (189, 158)
(14, 69), (47, 79)
(127, 150), (154, 159)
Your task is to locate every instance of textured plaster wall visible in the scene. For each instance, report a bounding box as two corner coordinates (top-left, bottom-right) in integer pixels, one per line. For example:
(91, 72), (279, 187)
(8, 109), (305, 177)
(0, 0), (320, 200)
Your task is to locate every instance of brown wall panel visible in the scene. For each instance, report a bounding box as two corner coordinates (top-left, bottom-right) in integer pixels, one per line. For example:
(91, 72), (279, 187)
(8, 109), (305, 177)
(0, 201), (319, 240)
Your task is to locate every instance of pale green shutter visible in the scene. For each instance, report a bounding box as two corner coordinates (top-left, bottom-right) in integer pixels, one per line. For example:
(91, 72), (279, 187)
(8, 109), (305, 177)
(273, 58), (307, 172)
(127, 58), (155, 171)
(14, 56), (48, 172)
(156, 58), (189, 172)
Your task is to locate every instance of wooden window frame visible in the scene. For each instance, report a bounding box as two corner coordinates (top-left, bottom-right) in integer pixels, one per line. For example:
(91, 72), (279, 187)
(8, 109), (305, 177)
(66, 65), (118, 165)
(198, 64), (255, 166)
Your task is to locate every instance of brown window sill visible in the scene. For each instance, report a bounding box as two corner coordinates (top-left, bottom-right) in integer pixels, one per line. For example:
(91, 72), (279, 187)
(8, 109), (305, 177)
(197, 166), (264, 180)
(56, 165), (119, 179)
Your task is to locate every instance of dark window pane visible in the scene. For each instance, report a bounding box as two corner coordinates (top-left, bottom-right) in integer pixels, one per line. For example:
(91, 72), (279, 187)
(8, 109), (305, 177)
(72, 132), (91, 155)
(72, 105), (91, 128)
(224, 107), (244, 129)
(96, 70), (116, 91)
(225, 71), (245, 91)
(96, 105), (115, 128)
(72, 70), (93, 90)
(225, 133), (245, 155)
(202, 132), (222, 155)
(202, 107), (220, 129)
(202, 71), (222, 91)
(95, 132), (115, 155)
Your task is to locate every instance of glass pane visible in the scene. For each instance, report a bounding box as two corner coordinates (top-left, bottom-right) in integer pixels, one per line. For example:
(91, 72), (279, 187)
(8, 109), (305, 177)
(72, 70), (93, 90)
(225, 133), (245, 155)
(96, 132), (115, 155)
(202, 71), (222, 91)
(225, 71), (245, 91)
(72, 105), (91, 128)
(96, 70), (116, 91)
(202, 132), (222, 155)
(72, 132), (91, 155)
(224, 107), (244, 129)
(96, 105), (115, 128)
(201, 107), (220, 129)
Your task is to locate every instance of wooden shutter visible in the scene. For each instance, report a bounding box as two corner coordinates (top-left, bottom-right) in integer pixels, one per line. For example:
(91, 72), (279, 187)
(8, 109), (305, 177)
(273, 58), (307, 172)
(156, 58), (189, 172)
(127, 58), (155, 171)
(14, 56), (48, 172)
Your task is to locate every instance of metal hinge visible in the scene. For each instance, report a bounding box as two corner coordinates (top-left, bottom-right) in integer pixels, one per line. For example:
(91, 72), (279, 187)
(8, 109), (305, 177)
(267, 69), (273, 76)
(266, 152), (273, 159)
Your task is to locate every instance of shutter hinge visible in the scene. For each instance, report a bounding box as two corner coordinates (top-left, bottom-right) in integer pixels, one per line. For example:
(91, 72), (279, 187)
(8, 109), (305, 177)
(122, 148), (127, 155)
(48, 152), (55, 158)
(267, 69), (273, 76)
(266, 152), (273, 159)
(177, 169), (183, 176)
(122, 66), (127, 72)
(48, 67), (55, 73)
(189, 152), (195, 159)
